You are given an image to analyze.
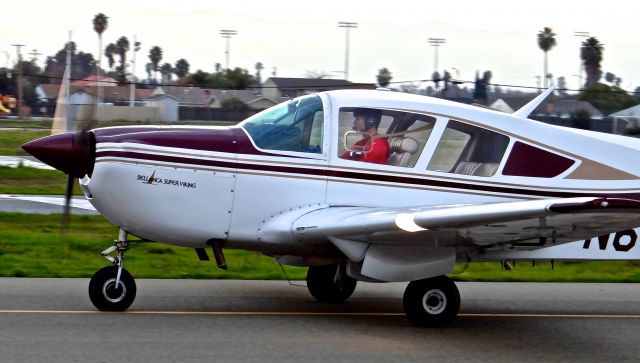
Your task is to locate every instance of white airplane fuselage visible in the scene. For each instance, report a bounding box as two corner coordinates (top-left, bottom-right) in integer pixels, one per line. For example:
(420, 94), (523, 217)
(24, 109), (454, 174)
(80, 90), (640, 261)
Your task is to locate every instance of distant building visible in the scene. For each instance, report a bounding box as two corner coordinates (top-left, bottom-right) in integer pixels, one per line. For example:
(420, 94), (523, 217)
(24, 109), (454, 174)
(152, 86), (278, 110)
(144, 94), (180, 122)
(151, 86), (209, 107)
(71, 75), (117, 87)
(204, 89), (277, 110)
(609, 104), (640, 117)
(533, 100), (603, 119)
(35, 83), (153, 105)
(261, 77), (376, 100)
(488, 96), (532, 114)
(490, 95), (603, 119)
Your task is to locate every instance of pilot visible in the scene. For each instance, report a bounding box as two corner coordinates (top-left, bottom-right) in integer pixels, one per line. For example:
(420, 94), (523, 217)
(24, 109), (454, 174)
(342, 108), (390, 164)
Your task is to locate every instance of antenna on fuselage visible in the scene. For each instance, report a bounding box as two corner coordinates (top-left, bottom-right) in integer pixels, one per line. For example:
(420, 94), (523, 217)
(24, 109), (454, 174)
(512, 85), (556, 119)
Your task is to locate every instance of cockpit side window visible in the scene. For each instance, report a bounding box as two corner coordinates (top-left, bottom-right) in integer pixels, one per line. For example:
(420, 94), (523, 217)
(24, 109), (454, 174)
(338, 107), (435, 167)
(427, 120), (509, 177)
(239, 95), (324, 153)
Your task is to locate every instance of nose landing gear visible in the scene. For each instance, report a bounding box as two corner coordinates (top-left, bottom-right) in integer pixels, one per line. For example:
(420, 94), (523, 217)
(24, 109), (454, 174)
(88, 228), (137, 311)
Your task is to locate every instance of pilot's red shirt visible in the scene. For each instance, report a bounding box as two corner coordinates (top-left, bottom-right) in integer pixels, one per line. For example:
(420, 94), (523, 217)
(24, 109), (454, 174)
(342, 137), (390, 164)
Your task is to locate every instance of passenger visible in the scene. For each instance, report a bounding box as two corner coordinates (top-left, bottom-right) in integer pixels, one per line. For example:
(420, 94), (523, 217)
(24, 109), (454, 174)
(342, 108), (390, 164)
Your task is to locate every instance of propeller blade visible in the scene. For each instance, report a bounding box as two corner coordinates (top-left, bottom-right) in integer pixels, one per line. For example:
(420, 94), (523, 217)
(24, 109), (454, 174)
(61, 174), (74, 233)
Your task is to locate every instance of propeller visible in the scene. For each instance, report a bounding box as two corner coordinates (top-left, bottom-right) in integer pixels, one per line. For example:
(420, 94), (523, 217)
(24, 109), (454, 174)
(61, 119), (94, 231)
(22, 119), (95, 231)
(24, 61), (96, 231)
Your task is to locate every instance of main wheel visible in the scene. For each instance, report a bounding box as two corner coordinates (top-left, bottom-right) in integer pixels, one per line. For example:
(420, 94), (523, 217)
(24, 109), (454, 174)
(88, 266), (137, 311)
(403, 275), (460, 327)
(306, 264), (357, 303)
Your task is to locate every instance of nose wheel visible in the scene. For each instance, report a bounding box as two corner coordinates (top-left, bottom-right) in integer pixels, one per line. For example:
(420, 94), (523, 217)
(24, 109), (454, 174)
(403, 275), (460, 327)
(89, 265), (136, 311)
(89, 228), (137, 311)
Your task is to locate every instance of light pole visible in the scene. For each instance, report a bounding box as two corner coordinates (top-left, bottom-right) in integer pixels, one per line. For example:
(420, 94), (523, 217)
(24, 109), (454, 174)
(574, 31), (589, 90)
(428, 38), (446, 74)
(220, 29), (237, 70)
(338, 21), (358, 80)
(129, 36), (141, 107)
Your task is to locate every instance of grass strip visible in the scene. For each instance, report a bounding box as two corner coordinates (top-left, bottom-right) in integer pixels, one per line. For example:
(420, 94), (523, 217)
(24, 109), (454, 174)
(0, 213), (639, 281)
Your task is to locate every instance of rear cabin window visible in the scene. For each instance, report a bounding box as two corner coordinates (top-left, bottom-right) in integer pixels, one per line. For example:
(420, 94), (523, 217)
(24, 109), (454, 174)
(502, 141), (575, 177)
(338, 107), (435, 168)
(239, 95), (324, 153)
(427, 120), (509, 177)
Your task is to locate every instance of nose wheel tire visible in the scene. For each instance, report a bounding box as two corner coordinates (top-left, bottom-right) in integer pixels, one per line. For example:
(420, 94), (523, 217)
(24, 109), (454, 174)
(403, 275), (460, 327)
(89, 266), (137, 311)
(307, 264), (357, 303)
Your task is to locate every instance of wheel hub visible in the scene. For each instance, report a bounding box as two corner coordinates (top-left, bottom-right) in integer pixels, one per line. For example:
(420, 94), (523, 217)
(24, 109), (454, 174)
(102, 278), (127, 303)
(422, 288), (447, 314)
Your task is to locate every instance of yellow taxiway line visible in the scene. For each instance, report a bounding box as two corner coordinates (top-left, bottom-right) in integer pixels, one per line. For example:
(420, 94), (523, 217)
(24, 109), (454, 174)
(0, 310), (639, 319)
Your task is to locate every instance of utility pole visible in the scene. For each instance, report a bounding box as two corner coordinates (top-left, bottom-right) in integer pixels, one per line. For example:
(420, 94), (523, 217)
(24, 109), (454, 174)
(338, 21), (358, 80)
(574, 31), (590, 91)
(428, 38), (446, 75)
(129, 35), (141, 107)
(220, 29), (237, 69)
(29, 49), (42, 64)
(11, 44), (25, 116)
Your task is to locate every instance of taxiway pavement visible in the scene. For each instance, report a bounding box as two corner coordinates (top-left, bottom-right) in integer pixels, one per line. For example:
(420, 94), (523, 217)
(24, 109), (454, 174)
(0, 279), (638, 362)
(0, 194), (98, 215)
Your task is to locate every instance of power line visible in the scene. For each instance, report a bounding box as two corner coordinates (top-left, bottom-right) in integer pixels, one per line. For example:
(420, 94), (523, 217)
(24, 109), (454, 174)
(11, 72), (640, 94)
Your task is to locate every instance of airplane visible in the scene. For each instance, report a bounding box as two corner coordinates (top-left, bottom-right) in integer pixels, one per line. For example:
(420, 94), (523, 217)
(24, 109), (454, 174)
(22, 87), (640, 327)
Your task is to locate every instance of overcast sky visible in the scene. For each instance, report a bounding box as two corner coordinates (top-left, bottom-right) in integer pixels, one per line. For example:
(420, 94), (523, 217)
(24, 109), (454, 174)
(3, 0), (639, 91)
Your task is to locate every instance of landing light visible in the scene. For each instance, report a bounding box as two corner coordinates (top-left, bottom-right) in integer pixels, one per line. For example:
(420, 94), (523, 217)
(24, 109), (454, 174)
(395, 213), (427, 232)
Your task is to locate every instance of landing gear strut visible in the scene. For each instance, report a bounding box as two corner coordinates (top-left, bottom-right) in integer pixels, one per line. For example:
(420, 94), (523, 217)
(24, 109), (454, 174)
(403, 275), (460, 327)
(88, 228), (137, 311)
(306, 263), (357, 303)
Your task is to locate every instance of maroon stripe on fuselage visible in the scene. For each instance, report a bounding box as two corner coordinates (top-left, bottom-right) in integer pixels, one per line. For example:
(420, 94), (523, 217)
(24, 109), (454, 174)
(93, 126), (287, 157)
(95, 149), (640, 200)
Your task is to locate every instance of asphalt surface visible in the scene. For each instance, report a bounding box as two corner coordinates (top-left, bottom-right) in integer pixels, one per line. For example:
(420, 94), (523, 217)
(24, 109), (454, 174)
(0, 279), (638, 363)
(0, 194), (98, 215)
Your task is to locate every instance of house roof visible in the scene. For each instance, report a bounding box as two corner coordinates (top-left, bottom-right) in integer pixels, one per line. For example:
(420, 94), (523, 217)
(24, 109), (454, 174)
(204, 89), (276, 105)
(71, 75), (117, 87)
(264, 77), (375, 90)
(610, 104), (640, 117)
(534, 100), (603, 117)
(38, 83), (153, 102)
(145, 93), (180, 102)
(156, 86), (209, 105)
(492, 96), (533, 112)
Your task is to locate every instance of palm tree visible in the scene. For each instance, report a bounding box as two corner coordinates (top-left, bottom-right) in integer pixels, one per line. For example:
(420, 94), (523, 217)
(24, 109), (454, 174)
(115, 36), (130, 83)
(93, 13), (108, 105)
(104, 43), (116, 71)
(174, 58), (190, 78)
(376, 68), (392, 87)
(148, 46), (163, 81)
(581, 36), (604, 87)
(537, 27), (556, 88)
(160, 62), (173, 83)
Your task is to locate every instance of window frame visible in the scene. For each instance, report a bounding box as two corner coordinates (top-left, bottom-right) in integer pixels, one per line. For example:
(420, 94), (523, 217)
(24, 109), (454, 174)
(238, 94), (329, 159)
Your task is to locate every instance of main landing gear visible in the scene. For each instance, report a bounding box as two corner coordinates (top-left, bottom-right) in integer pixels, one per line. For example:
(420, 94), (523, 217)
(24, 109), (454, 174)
(403, 275), (460, 327)
(306, 265), (460, 327)
(306, 263), (357, 303)
(88, 228), (137, 311)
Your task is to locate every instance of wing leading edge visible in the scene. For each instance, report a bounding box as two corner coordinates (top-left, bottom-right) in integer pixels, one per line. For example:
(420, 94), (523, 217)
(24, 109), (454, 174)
(289, 197), (640, 246)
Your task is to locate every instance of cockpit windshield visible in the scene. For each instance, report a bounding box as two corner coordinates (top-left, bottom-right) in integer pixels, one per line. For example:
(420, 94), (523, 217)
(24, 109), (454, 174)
(239, 95), (324, 153)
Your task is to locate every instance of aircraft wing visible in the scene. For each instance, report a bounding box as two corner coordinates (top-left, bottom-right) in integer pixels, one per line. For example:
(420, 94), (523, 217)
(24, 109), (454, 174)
(287, 197), (640, 247)
(266, 197), (640, 282)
